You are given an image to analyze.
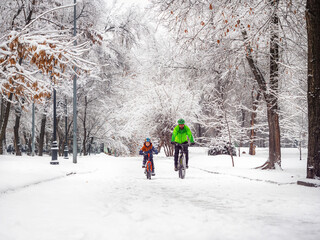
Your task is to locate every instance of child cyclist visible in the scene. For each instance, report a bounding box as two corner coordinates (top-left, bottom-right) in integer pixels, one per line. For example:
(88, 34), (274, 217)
(139, 138), (158, 176)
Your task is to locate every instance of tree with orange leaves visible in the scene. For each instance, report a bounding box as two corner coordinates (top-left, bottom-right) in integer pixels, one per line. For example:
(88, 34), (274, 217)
(0, 3), (94, 155)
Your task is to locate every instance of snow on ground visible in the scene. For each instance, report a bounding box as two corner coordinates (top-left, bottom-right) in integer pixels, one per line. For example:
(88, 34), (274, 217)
(0, 148), (320, 240)
(192, 147), (309, 184)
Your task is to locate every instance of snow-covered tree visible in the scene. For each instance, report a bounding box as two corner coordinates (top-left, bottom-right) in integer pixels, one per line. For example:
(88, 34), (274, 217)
(150, 0), (308, 168)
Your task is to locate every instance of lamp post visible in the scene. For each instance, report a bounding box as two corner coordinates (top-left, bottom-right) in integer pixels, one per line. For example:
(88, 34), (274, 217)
(64, 97), (69, 159)
(73, 0), (77, 164)
(50, 87), (59, 164)
(31, 101), (35, 156)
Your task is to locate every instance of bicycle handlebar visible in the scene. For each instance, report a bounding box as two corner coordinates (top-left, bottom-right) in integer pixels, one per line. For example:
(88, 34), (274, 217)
(172, 142), (189, 146)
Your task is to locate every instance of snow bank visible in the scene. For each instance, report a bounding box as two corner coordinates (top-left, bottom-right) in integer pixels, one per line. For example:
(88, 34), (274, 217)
(0, 154), (102, 194)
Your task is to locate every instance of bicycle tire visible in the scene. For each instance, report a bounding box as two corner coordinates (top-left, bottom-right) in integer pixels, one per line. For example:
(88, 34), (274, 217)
(146, 161), (152, 180)
(146, 171), (151, 180)
(178, 154), (186, 179)
(181, 154), (186, 179)
(178, 155), (182, 178)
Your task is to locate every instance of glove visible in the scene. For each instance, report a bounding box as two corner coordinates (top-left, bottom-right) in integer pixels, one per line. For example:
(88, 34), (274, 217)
(171, 141), (175, 145)
(191, 142), (195, 146)
(139, 150), (143, 155)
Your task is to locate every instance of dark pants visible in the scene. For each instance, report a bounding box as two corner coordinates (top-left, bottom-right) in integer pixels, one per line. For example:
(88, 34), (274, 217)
(174, 143), (189, 167)
(143, 155), (155, 172)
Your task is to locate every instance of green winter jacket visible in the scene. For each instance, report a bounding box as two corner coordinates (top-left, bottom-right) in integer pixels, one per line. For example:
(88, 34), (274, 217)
(171, 125), (194, 144)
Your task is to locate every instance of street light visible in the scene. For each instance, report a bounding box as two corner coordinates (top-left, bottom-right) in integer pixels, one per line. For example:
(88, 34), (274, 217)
(31, 101), (35, 156)
(64, 97), (69, 159)
(50, 86), (59, 165)
(73, 0), (77, 164)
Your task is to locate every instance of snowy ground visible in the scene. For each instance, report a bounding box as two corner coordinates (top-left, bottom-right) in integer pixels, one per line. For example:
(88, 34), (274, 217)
(1, 148), (320, 240)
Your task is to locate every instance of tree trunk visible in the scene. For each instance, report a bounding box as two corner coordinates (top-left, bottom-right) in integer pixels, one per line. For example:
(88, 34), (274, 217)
(57, 121), (64, 156)
(13, 105), (22, 156)
(0, 96), (4, 153)
(88, 137), (94, 155)
(163, 142), (174, 157)
(158, 139), (163, 153)
(23, 132), (31, 155)
(238, 108), (246, 157)
(0, 93), (13, 154)
(306, 0), (320, 178)
(197, 123), (202, 144)
(249, 88), (261, 155)
(0, 95), (4, 135)
(38, 114), (46, 156)
(242, 0), (281, 169)
(224, 111), (234, 167)
(161, 136), (174, 157)
(299, 140), (302, 161)
(46, 131), (50, 155)
(266, 103), (281, 169)
(244, 49), (281, 169)
(267, 0), (281, 168)
(28, 134), (31, 155)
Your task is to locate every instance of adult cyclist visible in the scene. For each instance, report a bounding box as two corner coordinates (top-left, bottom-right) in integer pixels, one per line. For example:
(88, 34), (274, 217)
(171, 119), (195, 171)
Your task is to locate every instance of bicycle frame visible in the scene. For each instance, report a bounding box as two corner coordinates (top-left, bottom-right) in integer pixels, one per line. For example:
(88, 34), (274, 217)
(175, 143), (188, 179)
(145, 153), (153, 180)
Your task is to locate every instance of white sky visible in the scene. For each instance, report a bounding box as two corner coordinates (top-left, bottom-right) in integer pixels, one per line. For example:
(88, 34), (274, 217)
(105, 0), (150, 8)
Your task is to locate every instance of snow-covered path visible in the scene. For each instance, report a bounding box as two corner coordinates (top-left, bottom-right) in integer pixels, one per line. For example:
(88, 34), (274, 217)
(1, 152), (320, 240)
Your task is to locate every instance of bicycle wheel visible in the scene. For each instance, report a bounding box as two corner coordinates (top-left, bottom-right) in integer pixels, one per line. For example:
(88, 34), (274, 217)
(146, 170), (151, 179)
(179, 154), (186, 179)
(146, 161), (152, 180)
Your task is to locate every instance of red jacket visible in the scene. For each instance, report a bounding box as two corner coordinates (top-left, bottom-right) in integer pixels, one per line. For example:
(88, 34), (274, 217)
(140, 143), (153, 152)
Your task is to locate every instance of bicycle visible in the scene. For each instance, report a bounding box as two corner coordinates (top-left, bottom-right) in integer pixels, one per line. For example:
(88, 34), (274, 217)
(174, 143), (189, 179)
(144, 153), (153, 180)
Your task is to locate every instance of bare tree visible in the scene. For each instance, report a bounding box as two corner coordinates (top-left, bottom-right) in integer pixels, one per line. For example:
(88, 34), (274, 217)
(306, 0), (320, 178)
